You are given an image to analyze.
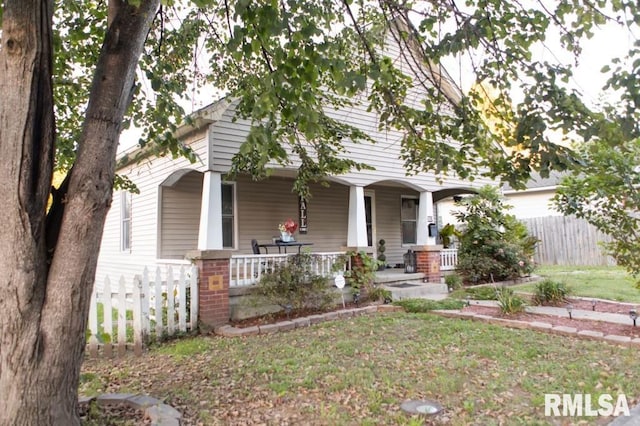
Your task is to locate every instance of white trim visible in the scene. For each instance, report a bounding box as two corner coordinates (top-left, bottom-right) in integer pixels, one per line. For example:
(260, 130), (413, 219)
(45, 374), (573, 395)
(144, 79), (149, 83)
(347, 186), (369, 247)
(502, 185), (557, 194)
(222, 180), (237, 250)
(197, 171), (223, 250)
(120, 191), (132, 252)
(364, 189), (376, 250)
(416, 191), (435, 245)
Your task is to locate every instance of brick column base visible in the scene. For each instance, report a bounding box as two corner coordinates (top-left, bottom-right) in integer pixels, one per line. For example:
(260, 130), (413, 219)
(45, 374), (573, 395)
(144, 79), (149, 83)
(186, 250), (233, 329)
(413, 245), (443, 283)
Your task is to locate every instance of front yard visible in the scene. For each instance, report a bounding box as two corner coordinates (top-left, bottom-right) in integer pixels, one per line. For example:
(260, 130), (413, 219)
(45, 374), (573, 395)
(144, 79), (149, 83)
(81, 312), (639, 425)
(513, 265), (640, 303)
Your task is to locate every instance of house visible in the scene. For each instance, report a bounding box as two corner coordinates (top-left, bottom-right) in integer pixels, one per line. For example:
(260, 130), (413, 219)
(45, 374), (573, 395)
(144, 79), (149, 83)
(436, 171), (564, 227)
(94, 19), (495, 325)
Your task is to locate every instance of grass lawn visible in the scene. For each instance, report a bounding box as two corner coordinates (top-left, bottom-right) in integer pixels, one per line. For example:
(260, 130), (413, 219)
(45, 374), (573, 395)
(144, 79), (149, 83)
(81, 313), (640, 425)
(512, 265), (640, 303)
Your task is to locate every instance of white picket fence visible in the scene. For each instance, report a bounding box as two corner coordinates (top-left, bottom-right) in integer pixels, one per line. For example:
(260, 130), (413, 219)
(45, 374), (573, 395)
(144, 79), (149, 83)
(440, 248), (458, 271)
(229, 252), (347, 287)
(87, 264), (198, 357)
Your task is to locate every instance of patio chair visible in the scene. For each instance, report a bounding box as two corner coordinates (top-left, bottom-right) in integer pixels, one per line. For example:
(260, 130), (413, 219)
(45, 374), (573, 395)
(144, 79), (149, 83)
(251, 239), (262, 254)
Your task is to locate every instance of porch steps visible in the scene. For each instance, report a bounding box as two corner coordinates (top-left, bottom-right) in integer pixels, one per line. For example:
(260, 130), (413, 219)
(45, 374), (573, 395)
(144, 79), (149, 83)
(381, 280), (449, 301)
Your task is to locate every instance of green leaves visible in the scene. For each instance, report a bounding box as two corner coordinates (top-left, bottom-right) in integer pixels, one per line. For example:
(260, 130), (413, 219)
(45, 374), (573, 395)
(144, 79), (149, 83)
(554, 137), (640, 284)
(49, 0), (640, 199)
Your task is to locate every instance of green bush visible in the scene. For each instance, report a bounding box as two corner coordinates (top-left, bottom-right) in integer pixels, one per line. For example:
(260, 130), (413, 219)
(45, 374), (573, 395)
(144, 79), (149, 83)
(454, 186), (537, 284)
(377, 239), (386, 267)
(444, 274), (463, 290)
(532, 279), (570, 306)
(345, 251), (381, 291)
(366, 286), (392, 303)
(252, 253), (337, 311)
(394, 298), (465, 312)
(496, 287), (526, 315)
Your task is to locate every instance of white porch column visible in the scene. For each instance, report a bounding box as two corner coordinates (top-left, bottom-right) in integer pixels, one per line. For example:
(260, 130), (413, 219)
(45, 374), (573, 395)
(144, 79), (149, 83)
(417, 190), (435, 246)
(347, 186), (368, 247)
(197, 171), (223, 250)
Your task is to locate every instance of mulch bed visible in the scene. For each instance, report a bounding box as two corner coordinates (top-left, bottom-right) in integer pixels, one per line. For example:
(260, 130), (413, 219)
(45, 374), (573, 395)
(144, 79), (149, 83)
(230, 301), (369, 329)
(464, 298), (640, 339)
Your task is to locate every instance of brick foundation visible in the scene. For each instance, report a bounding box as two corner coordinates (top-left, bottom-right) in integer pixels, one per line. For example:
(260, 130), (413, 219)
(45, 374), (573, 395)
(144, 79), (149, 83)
(413, 245), (443, 283)
(187, 250), (233, 329)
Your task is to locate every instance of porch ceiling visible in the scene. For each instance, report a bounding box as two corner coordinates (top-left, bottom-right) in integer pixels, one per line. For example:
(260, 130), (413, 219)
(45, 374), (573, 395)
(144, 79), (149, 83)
(432, 187), (477, 203)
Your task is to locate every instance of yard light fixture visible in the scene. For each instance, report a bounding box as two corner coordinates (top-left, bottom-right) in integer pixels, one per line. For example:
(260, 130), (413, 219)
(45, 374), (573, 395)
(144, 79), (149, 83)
(353, 292), (360, 306)
(284, 303), (292, 320)
(591, 300), (597, 311)
(566, 304), (573, 320)
(630, 309), (637, 327)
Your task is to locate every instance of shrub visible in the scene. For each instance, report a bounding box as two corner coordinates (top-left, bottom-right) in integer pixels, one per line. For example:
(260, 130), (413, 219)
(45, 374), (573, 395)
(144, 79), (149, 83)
(444, 273), (463, 290)
(496, 287), (526, 315)
(366, 286), (392, 303)
(377, 239), (387, 268)
(394, 298), (465, 313)
(532, 279), (570, 306)
(454, 186), (537, 284)
(345, 251), (381, 292)
(252, 253), (337, 311)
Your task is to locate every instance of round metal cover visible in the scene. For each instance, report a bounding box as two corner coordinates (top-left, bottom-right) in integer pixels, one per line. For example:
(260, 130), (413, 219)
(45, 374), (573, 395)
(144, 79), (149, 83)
(400, 399), (443, 416)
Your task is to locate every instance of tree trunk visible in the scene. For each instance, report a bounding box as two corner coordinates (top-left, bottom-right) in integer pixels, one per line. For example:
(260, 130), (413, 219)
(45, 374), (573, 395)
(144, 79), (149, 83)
(0, 1), (159, 424)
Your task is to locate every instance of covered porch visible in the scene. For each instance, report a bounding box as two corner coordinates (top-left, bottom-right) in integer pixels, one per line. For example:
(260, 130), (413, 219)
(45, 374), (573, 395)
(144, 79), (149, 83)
(227, 248), (458, 287)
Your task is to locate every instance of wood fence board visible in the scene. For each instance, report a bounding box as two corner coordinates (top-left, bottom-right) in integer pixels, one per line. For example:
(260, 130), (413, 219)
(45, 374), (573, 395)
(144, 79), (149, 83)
(521, 216), (615, 266)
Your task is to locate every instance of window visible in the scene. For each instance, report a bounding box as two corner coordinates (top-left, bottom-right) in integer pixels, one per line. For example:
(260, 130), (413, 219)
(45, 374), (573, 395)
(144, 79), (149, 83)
(221, 183), (235, 248)
(120, 192), (132, 251)
(401, 196), (418, 245)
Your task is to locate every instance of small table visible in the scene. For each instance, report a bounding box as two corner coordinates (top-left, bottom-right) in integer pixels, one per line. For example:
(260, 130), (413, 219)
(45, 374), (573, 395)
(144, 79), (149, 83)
(258, 240), (314, 254)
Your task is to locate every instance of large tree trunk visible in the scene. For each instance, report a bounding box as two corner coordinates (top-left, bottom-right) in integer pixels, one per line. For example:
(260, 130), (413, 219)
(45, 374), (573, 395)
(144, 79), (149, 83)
(0, 1), (160, 424)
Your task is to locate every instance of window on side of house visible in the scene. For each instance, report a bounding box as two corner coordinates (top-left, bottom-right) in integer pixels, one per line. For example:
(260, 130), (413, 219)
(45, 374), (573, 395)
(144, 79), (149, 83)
(221, 182), (235, 249)
(121, 192), (132, 252)
(401, 196), (418, 245)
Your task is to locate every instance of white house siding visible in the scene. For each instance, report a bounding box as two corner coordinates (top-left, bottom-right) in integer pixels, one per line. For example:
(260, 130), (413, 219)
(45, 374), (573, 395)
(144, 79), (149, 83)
(235, 175), (349, 254)
(95, 130), (209, 288)
(235, 178), (420, 266)
(436, 198), (462, 228)
(503, 189), (561, 219)
(206, 26), (495, 194)
(159, 171), (203, 258)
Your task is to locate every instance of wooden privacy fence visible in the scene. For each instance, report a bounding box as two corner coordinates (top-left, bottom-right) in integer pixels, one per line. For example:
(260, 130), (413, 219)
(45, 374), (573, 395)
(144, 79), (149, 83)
(87, 264), (199, 357)
(521, 216), (616, 266)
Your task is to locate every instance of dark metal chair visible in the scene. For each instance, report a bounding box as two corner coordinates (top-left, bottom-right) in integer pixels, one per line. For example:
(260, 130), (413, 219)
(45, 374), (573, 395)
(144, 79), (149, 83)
(251, 239), (261, 254)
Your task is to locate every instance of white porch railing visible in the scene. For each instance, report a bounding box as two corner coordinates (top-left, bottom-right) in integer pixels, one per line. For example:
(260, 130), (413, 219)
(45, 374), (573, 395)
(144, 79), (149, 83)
(230, 252), (347, 287)
(440, 248), (458, 271)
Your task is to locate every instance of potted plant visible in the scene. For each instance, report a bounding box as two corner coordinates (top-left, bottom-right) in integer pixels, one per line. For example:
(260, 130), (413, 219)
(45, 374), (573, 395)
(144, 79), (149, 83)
(377, 239), (386, 271)
(278, 218), (298, 242)
(439, 223), (459, 248)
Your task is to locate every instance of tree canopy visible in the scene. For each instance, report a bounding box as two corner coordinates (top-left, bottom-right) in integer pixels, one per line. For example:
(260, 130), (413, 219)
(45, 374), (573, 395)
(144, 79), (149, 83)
(50, 0), (640, 195)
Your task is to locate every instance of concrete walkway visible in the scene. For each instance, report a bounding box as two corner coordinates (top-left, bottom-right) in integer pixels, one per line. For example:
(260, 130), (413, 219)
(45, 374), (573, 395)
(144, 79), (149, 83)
(471, 300), (636, 326)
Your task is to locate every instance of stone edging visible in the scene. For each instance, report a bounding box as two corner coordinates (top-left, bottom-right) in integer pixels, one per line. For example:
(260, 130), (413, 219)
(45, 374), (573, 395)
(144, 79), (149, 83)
(432, 310), (640, 347)
(214, 304), (404, 337)
(79, 393), (182, 426)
